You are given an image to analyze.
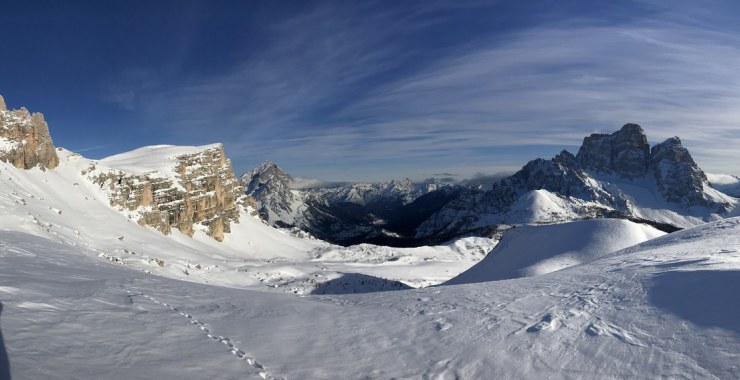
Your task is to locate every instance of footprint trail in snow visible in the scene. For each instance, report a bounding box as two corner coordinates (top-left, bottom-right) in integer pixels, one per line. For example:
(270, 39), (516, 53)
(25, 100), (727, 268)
(125, 289), (279, 380)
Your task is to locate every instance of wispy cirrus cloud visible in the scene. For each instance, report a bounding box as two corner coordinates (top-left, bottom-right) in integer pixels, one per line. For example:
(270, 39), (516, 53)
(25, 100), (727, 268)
(121, 1), (740, 181)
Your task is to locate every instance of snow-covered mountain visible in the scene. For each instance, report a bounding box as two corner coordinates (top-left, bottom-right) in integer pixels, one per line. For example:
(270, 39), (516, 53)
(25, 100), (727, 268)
(415, 123), (737, 239)
(241, 161), (459, 245)
(243, 124), (737, 245)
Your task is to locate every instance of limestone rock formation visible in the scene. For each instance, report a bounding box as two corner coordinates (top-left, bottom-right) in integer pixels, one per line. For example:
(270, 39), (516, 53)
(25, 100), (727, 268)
(90, 144), (242, 241)
(650, 137), (710, 208)
(576, 123), (650, 179)
(0, 95), (60, 170)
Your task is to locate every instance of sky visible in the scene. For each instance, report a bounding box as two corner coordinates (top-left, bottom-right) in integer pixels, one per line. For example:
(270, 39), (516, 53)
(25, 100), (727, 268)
(1, 0), (739, 182)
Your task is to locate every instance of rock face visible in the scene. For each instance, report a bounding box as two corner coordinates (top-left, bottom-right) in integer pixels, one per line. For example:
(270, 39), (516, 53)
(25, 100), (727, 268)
(577, 123), (650, 179)
(90, 144), (242, 241)
(0, 95), (60, 170)
(650, 137), (709, 208)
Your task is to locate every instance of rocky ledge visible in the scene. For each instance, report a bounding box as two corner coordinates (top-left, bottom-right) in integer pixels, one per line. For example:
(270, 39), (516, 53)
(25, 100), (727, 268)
(0, 95), (59, 170)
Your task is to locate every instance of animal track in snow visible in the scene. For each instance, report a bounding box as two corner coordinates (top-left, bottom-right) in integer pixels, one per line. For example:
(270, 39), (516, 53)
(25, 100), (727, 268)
(125, 289), (277, 379)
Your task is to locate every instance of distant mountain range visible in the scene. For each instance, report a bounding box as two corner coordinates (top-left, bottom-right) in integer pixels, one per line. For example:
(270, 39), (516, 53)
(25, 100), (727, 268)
(243, 123), (738, 245)
(1, 93), (737, 248)
(241, 161), (460, 245)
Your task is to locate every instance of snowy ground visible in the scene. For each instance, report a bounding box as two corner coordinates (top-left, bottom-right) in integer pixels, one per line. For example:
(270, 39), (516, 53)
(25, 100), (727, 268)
(3, 217), (740, 378)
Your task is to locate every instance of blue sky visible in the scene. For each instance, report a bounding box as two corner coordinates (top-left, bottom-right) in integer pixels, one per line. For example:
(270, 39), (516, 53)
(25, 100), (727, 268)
(1, 1), (739, 181)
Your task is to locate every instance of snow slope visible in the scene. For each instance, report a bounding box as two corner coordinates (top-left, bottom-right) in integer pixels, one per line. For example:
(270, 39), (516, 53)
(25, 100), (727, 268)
(99, 143), (224, 178)
(446, 219), (665, 285)
(3, 215), (740, 378)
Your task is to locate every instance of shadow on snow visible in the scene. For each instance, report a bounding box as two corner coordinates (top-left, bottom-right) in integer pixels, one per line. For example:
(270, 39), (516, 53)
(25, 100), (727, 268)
(648, 270), (740, 335)
(311, 273), (412, 295)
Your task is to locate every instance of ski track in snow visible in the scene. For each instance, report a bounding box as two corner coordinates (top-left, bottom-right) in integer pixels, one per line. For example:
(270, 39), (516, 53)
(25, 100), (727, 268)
(124, 288), (279, 380)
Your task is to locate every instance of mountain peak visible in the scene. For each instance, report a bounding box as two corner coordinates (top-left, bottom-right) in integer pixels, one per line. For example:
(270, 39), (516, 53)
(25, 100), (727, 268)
(576, 123), (650, 179)
(0, 94), (6, 111)
(650, 136), (713, 208)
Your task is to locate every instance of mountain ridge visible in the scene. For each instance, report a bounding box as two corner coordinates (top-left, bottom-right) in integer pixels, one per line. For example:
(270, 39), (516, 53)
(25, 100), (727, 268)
(243, 123), (736, 245)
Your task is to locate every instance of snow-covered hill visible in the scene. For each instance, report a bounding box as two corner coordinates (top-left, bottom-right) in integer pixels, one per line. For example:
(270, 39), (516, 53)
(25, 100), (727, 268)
(446, 218), (665, 284)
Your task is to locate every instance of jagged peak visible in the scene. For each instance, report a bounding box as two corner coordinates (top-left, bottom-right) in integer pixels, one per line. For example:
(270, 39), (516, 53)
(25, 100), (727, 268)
(242, 160), (291, 181)
(0, 94), (6, 111)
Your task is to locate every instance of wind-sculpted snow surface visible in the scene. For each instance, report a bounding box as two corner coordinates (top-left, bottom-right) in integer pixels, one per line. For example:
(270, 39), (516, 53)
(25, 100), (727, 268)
(4, 211), (740, 378)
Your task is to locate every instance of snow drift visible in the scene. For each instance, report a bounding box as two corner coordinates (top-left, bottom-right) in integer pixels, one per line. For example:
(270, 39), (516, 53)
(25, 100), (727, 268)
(446, 218), (665, 284)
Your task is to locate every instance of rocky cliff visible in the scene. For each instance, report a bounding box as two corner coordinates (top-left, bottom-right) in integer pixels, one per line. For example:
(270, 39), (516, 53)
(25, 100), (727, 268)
(89, 144), (242, 241)
(577, 123), (650, 179)
(0, 95), (59, 170)
(650, 137), (709, 208)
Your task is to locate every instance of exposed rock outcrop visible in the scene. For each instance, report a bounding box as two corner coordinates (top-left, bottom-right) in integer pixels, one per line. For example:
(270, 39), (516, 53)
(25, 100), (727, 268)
(0, 95), (59, 170)
(577, 123), (650, 179)
(650, 137), (711, 208)
(90, 144), (242, 241)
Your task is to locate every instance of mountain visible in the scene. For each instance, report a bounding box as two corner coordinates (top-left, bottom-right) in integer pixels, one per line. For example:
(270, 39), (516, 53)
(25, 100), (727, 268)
(243, 124), (737, 245)
(415, 123), (737, 239)
(241, 161), (459, 246)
